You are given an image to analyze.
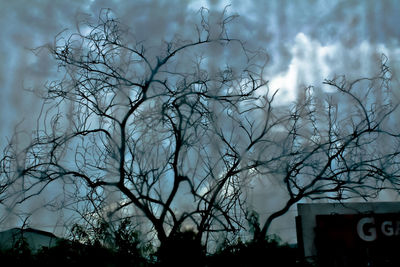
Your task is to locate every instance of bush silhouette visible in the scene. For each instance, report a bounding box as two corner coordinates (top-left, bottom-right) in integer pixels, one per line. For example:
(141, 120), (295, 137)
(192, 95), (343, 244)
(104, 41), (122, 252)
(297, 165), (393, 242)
(208, 236), (312, 267)
(156, 229), (205, 267)
(0, 225), (315, 266)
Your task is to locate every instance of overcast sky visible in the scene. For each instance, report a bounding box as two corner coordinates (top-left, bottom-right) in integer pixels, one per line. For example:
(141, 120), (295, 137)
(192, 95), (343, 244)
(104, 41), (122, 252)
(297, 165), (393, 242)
(2, 0), (400, 139)
(1, 0), (400, 242)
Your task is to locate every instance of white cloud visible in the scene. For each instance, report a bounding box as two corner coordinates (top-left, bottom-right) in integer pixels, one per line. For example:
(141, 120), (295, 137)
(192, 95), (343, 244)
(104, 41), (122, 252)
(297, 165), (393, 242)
(265, 32), (400, 105)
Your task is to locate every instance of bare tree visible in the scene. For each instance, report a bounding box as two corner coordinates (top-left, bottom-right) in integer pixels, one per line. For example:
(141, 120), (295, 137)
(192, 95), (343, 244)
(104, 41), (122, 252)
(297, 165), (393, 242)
(247, 55), (400, 242)
(1, 7), (400, 252)
(0, 8), (267, 249)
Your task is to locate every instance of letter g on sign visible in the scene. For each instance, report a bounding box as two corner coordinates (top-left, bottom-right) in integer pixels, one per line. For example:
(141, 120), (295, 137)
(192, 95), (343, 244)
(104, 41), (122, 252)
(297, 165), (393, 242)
(357, 217), (377, 242)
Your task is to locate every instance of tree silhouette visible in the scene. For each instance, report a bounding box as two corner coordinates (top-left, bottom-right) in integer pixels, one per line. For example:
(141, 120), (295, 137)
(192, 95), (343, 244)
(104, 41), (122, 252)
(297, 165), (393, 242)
(252, 57), (400, 241)
(0, 8), (267, 248)
(1, 7), (400, 254)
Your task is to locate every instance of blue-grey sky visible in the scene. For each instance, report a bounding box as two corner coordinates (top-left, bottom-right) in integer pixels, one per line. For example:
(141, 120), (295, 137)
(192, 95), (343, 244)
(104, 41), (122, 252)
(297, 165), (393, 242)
(1, 0), (400, 242)
(2, 0), (400, 139)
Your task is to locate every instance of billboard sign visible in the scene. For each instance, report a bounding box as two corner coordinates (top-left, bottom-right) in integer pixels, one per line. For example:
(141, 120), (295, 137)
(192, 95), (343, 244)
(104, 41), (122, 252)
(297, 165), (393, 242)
(297, 202), (400, 266)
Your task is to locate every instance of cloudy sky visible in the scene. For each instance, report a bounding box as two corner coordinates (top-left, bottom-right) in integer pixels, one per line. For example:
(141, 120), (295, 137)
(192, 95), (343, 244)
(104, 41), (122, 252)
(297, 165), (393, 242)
(1, 0), (400, 242)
